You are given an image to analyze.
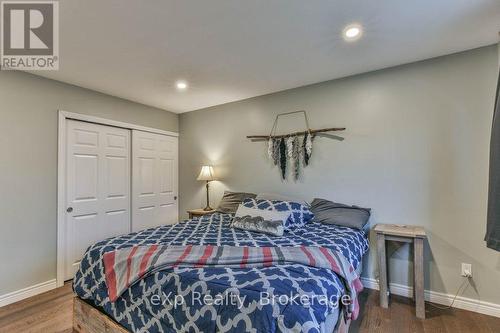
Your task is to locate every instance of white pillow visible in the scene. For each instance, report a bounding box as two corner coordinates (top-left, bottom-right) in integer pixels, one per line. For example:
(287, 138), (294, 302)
(234, 204), (291, 223)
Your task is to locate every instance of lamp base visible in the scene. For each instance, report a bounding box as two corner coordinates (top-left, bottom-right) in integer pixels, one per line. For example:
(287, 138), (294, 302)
(203, 180), (213, 211)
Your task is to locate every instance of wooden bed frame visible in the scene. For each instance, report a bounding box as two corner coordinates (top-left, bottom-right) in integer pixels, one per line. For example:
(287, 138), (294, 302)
(73, 297), (129, 333)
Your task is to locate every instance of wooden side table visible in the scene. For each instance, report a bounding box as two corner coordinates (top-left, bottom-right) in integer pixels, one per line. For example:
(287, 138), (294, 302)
(374, 224), (427, 319)
(187, 209), (216, 220)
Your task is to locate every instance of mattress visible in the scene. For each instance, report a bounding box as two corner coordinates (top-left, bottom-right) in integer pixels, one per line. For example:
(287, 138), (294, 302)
(74, 213), (369, 333)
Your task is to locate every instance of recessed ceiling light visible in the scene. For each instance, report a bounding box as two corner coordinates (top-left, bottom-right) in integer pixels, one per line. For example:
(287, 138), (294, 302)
(176, 81), (188, 90)
(343, 24), (362, 41)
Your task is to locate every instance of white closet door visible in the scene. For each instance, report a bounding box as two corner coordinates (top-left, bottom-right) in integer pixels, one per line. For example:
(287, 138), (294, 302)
(65, 120), (130, 280)
(132, 130), (178, 231)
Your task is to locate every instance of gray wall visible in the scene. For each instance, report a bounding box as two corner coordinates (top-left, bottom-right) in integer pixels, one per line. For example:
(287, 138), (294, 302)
(0, 71), (178, 295)
(179, 46), (500, 304)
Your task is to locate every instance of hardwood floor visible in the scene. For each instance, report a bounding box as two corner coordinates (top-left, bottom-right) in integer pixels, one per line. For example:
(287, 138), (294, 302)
(0, 282), (73, 333)
(0, 282), (499, 332)
(351, 290), (500, 332)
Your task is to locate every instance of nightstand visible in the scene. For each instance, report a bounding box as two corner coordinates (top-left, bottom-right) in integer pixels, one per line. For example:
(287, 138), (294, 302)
(187, 209), (216, 219)
(374, 224), (427, 319)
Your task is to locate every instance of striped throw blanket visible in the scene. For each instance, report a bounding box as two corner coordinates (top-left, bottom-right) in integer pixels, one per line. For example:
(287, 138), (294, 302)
(103, 245), (363, 320)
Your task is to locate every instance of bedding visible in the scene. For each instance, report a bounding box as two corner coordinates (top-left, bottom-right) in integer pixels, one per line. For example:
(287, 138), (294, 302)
(74, 213), (368, 333)
(103, 245), (363, 318)
(242, 198), (314, 229)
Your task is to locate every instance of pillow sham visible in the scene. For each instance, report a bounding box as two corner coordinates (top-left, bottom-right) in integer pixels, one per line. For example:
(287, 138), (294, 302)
(231, 216), (284, 236)
(234, 205), (291, 222)
(232, 205), (288, 236)
(242, 198), (314, 230)
(216, 191), (257, 214)
(310, 198), (371, 230)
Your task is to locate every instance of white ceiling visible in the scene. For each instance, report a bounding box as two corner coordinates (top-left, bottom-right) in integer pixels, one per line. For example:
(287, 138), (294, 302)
(34, 0), (500, 113)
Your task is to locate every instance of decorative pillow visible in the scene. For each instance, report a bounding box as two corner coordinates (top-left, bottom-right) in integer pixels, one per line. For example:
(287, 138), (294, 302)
(242, 198), (314, 230)
(231, 216), (284, 236)
(234, 205), (291, 222)
(310, 198), (371, 230)
(216, 191), (257, 214)
(231, 205), (288, 236)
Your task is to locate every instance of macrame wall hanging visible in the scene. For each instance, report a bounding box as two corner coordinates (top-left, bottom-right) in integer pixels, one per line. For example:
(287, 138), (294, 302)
(247, 110), (345, 181)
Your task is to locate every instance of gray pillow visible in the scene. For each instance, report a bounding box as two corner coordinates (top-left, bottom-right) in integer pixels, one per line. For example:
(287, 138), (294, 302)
(310, 198), (371, 230)
(216, 191), (257, 214)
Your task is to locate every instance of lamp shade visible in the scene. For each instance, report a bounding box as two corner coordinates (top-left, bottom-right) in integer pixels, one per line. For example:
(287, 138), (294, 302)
(197, 165), (215, 181)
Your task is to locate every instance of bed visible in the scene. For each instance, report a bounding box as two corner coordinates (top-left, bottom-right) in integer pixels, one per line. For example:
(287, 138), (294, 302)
(73, 212), (369, 333)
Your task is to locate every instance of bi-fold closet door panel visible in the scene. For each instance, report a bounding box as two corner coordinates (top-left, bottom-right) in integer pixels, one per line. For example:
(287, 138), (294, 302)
(132, 130), (178, 232)
(65, 120), (131, 280)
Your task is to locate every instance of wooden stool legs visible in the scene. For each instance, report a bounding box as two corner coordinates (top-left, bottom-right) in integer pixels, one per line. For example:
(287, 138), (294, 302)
(377, 233), (389, 308)
(414, 237), (425, 319)
(376, 233), (426, 319)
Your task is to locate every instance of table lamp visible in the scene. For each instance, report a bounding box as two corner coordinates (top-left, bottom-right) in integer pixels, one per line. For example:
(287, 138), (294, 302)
(197, 165), (215, 211)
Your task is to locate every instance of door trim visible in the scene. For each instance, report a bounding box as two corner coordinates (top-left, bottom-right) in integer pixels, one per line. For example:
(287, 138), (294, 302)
(57, 110), (178, 287)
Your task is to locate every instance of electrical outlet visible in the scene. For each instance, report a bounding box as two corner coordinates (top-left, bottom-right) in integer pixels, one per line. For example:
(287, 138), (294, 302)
(461, 263), (472, 277)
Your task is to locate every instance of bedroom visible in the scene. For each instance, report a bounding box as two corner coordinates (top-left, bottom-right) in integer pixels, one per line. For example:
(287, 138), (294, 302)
(0, 0), (500, 332)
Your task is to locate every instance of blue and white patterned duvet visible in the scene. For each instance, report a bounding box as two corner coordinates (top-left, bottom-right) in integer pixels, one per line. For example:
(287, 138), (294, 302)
(74, 213), (369, 333)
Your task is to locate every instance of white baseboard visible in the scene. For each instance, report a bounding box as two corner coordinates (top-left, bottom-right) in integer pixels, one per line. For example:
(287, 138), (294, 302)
(0, 279), (57, 308)
(361, 277), (500, 318)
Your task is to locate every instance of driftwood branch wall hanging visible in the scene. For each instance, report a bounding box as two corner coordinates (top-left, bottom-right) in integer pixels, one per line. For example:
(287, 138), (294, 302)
(247, 110), (345, 181)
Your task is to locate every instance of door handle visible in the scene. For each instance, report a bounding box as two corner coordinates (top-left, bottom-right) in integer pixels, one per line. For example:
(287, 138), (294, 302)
(174, 196), (177, 200)
(67, 207), (73, 213)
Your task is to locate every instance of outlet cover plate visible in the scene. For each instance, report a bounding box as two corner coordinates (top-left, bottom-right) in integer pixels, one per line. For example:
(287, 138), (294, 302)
(461, 263), (472, 277)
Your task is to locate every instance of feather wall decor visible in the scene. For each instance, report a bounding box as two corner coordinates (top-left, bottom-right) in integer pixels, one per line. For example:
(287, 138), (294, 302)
(286, 136), (294, 158)
(303, 132), (313, 166)
(267, 132), (315, 181)
(292, 135), (300, 180)
(306, 133), (313, 157)
(272, 138), (280, 166)
(267, 134), (308, 181)
(279, 138), (287, 180)
(267, 138), (274, 160)
(249, 110), (345, 181)
(286, 136), (299, 181)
